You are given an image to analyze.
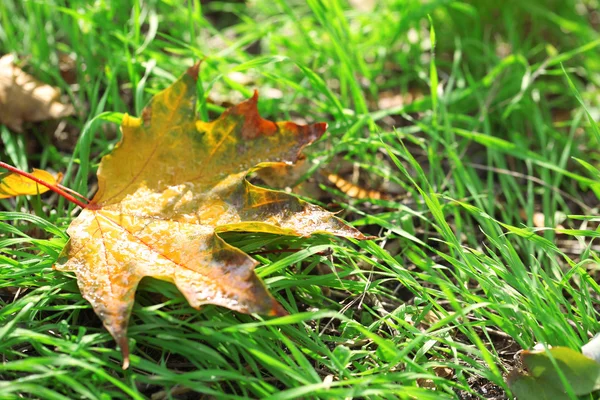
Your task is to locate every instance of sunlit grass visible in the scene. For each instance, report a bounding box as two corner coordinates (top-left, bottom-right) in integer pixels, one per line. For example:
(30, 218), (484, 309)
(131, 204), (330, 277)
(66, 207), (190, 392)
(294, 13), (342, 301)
(1, 0), (600, 398)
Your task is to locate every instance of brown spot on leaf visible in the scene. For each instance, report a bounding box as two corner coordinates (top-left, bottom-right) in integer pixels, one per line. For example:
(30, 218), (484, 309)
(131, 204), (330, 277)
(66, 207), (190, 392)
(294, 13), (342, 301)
(142, 107), (152, 126)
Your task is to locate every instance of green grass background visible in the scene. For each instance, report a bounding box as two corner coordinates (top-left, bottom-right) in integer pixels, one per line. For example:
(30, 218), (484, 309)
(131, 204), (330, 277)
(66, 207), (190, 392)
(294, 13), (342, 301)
(1, 0), (600, 399)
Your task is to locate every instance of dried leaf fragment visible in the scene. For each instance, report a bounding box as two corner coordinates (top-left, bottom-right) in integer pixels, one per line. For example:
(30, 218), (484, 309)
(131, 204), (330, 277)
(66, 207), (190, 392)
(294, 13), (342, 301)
(55, 62), (367, 369)
(0, 54), (74, 132)
(0, 169), (62, 198)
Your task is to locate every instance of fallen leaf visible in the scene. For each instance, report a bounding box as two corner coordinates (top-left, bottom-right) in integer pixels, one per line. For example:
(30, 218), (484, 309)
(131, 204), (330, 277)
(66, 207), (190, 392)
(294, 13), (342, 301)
(0, 169), (62, 198)
(507, 346), (600, 399)
(507, 369), (562, 400)
(434, 366), (453, 379)
(54, 63), (367, 369)
(255, 155), (310, 189)
(583, 334), (600, 364)
(416, 377), (436, 389)
(416, 365), (453, 389)
(0, 54), (74, 132)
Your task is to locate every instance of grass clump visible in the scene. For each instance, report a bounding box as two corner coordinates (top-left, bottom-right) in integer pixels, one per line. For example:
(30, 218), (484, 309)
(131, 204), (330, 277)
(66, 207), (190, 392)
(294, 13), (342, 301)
(1, 0), (600, 399)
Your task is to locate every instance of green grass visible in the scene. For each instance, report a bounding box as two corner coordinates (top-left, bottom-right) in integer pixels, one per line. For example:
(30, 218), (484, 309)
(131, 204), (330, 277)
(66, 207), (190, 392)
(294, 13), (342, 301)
(2, 0), (600, 398)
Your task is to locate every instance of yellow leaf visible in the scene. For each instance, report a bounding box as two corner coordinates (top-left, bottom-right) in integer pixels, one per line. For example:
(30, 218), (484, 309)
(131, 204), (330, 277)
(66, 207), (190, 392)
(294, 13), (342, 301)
(0, 169), (62, 199)
(55, 63), (369, 369)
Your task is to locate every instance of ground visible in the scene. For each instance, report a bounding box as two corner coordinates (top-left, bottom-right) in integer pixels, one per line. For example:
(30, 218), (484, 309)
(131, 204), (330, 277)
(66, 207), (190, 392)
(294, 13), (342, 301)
(1, 0), (600, 399)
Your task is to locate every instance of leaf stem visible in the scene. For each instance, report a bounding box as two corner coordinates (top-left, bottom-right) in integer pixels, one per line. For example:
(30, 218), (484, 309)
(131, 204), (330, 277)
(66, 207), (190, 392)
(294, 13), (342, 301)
(0, 161), (88, 209)
(57, 183), (91, 203)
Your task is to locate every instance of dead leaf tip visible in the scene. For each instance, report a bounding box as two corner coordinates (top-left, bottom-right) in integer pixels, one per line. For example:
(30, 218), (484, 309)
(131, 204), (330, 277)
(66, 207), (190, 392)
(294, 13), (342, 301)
(269, 299), (288, 317)
(297, 121), (327, 145)
(116, 335), (130, 369)
(312, 122), (327, 138)
(186, 61), (201, 81)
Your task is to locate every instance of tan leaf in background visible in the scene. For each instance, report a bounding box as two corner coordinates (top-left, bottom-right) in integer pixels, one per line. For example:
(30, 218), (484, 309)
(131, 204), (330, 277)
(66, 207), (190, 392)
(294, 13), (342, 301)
(0, 54), (74, 132)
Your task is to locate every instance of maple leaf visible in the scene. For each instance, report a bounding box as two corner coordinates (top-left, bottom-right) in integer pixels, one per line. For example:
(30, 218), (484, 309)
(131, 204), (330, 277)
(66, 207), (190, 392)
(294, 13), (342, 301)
(0, 168), (62, 198)
(54, 63), (367, 369)
(0, 55), (74, 132)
